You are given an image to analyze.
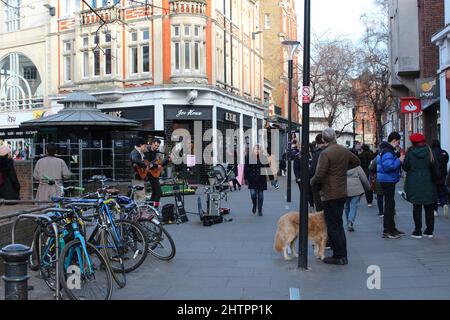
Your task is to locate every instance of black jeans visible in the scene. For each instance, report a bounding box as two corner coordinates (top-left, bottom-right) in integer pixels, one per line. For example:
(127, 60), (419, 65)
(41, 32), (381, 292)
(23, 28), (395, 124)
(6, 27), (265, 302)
(250, 189), (264, 213)
(413, 204), (434, 234)
(322, 198), (347, 259)
(297, 182), (315, 207)
(149, 177), (162, 203)
(376, 195), (384, 215)
(313, 191), (323, 212)
(381, 182), (397, 233)
(232, 179), (241, 190)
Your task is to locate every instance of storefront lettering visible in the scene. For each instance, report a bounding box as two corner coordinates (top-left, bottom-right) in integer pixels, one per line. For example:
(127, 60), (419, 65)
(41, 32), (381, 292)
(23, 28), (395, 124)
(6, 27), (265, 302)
(176, 109), (203, 118)
(107, 111), (123, 118)
(225, 112), (237, 123)
(7, 115), (16, 123)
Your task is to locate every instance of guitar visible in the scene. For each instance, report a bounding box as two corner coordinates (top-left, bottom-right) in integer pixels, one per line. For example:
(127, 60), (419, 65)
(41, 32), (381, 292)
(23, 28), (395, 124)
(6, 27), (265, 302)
(134, 157), (171, 179)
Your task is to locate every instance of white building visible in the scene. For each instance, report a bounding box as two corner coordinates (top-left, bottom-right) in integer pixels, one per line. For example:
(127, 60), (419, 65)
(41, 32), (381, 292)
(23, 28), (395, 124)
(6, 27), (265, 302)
(431, 0), (450, 153)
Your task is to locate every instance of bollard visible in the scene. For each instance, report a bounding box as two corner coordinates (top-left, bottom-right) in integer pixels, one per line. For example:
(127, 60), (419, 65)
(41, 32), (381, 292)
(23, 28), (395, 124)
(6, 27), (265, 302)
(0, 244), (32, 300)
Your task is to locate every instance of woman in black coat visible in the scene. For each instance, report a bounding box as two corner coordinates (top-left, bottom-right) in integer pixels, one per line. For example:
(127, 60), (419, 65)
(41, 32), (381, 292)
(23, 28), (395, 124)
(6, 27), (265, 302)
(430, 139), (449, 217)
(0, 146), (20, 201)
(244, 145), (268, 216)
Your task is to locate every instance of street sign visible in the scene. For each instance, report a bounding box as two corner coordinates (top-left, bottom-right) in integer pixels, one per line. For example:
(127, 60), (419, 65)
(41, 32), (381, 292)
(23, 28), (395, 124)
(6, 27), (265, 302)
(302, 86), (311, 103)
(400, 97), (421, 113)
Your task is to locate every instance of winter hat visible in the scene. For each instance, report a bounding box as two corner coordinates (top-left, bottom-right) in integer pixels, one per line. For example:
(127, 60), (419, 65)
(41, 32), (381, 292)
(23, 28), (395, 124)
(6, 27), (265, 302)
(409, 133), (426, 144)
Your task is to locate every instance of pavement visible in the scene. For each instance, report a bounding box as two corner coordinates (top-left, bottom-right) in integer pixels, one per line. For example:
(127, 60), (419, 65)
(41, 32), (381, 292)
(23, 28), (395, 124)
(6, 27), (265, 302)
(2, 176), (450, 300)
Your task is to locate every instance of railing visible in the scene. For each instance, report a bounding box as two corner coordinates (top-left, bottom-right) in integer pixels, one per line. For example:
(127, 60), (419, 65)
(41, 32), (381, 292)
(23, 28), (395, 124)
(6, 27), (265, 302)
(169, 0), (207, 14)
(80, 5), (123, 25)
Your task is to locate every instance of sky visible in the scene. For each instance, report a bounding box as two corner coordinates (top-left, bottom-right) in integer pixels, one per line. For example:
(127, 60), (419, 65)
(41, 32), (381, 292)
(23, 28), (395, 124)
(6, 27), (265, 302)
(296, 0), (381, 42)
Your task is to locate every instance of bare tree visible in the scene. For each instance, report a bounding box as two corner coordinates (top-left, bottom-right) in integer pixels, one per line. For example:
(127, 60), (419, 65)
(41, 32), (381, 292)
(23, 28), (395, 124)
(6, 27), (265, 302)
(302, 37), (358, 134)
(355, 1), (393, 146)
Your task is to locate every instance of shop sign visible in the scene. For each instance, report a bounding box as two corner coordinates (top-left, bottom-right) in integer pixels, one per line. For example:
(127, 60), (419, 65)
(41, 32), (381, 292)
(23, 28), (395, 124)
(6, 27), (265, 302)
(225, 112), (237, 123)
(165, 106), (212, 120)
(0, 129), (37, 138)
(107, 111), (123, 118)
(416, 78), (439, 99)
(400, 97), (421, 113)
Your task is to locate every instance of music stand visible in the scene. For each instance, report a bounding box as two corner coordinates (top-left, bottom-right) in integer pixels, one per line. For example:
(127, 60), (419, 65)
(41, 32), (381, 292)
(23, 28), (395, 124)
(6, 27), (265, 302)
(179, 154), (199, 216)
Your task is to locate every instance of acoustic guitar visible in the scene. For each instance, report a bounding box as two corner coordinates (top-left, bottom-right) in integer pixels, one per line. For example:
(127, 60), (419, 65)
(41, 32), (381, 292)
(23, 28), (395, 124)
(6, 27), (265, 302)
(134, 157), (171, 179)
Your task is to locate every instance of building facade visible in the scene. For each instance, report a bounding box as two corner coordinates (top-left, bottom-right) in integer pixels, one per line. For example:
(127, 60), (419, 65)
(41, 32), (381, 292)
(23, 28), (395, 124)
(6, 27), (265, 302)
(1, 0), (269, 177)
(388, 0), (444, 148)
(432, 0), (450, 153)
(261, 0), (299, 124)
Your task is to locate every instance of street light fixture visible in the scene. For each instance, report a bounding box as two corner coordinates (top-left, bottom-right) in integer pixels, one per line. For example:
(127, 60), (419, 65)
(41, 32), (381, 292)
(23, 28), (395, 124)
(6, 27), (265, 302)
(282, 40), (300, 204)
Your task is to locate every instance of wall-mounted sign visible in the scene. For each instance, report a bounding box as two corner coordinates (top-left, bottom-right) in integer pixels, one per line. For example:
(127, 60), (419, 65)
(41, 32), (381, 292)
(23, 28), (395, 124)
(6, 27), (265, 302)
(401, 97), (421, 113)
(416, 78), (439, 99)
(225, 112), (237, 123)
(0, 129), (37, 139)
(165, 106), (212, 120)
(107, 111), (123, 118)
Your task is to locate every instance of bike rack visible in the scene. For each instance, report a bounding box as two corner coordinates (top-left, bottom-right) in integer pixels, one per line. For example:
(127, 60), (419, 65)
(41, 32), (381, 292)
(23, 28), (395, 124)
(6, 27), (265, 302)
(11, 207), (71, 301)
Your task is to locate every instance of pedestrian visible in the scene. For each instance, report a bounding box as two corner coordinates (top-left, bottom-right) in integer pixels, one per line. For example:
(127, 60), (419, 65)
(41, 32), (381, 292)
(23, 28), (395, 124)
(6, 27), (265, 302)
(311, 128), (361, 265)
(33, 143), (72, 201)
(345, 166), (371, 232)
(359, 144), (374, 207)
(430, 139), (449, 217)
(226, 149), (241, 191)
(244, 144), (269, 216)
(403, 133), (438, 238)
(279, 152), (287, 176)
(377, 132), (405, 239)
(369, 152), (385, 217)
(268, 153), (280, 189)
(0, 145), (20, 201)
(309, 134), (326, 211)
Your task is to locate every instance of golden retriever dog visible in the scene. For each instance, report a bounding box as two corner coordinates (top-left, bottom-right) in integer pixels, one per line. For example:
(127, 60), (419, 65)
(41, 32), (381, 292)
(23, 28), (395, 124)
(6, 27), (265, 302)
(274, 211), (327, 261)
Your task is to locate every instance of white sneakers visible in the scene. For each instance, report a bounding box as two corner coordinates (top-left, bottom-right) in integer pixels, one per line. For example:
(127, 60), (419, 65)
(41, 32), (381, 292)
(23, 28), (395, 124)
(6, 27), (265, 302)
(434, 210), (438, 217)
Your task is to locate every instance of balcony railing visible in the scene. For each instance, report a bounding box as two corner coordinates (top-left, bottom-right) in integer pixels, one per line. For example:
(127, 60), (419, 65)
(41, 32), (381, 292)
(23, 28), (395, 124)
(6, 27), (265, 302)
(80, 6), (123, 25)
(169, 0), (207, 14)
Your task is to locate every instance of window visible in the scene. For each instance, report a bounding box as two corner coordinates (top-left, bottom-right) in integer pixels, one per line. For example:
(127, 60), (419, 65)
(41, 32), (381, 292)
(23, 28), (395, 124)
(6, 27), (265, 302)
(83, 52), (89, 78)
(94, 50), (100, 76)
(142, 46), (149, 73)
(131, 32), (137, 42)
(142, 30), (149, 41)
(105, 48), (112, 75)
(4, 0), (20, 32)
(63, 40), (74, 82)
(93, 34), (99, 45)
(174, 42), (180, 71)
(172, 24), (204, 75)
(131, 47), (138, 74)
(23, 66), (37, 80)
(194, 42), (200, 71)
(105, 32), (111, 43)
(264, 14), (270, 29)
(82, 37), (89, 48)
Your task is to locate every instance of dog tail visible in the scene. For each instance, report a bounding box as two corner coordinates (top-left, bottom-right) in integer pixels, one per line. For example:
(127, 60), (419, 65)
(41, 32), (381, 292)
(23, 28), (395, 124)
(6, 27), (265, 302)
(274, 228), (284, 252)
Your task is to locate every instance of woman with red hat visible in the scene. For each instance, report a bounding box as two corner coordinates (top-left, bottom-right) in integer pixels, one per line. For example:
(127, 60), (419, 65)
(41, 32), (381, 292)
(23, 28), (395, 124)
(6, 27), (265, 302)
(403, 133), (438, 238)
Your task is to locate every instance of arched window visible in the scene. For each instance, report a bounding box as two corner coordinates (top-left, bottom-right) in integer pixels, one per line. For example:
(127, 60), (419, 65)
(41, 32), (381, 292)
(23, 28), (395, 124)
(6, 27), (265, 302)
(0, 53), (43, 111)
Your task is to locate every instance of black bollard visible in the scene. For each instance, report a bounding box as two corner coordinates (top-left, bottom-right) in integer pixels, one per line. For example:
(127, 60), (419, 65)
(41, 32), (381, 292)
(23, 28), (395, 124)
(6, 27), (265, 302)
(0, 244), (32, 300)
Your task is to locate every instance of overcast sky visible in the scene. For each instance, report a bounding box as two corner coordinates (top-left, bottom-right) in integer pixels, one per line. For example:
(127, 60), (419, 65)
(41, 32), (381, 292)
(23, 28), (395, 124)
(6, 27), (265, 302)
(296, 0), (381, 42)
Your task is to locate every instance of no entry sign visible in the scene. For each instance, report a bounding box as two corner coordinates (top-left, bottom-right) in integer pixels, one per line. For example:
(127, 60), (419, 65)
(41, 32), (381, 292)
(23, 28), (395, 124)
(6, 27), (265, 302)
(400, 97), (421, 113)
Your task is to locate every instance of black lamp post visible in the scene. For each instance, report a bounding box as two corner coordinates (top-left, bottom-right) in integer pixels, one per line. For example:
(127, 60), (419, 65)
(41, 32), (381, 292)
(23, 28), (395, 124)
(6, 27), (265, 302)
(282, 40), (300, 203)
(360, 111), (366, 145)
(299, 0), (311, 270)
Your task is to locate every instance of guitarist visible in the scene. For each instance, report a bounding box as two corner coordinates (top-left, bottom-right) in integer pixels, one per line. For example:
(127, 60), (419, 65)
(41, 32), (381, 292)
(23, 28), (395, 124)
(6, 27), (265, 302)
(144, 138), (163, 208)
(130, 137), (151, 202)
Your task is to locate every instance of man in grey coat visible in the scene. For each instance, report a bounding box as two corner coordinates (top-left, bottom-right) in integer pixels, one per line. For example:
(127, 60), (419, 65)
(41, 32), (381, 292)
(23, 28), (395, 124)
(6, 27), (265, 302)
(33, 144), (71, 201)
(345, 166), (371, 232)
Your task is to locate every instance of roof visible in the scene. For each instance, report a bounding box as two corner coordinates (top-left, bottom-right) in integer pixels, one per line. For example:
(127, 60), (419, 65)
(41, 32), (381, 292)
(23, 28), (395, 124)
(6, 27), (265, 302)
(57, 92), (101, 104)
(20, 108), (139, 128)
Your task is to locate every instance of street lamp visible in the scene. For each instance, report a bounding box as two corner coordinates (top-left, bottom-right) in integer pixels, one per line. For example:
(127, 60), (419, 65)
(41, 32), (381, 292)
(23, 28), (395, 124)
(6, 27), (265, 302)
(282, 40), (300, 203)
(298, 0), (311, 270)
(360, 111), (367, 145)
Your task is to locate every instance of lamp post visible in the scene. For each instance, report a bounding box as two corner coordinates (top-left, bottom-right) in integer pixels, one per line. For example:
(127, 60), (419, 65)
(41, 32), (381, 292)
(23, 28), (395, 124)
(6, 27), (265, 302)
(282, 40), (300, 203)
(360, 111), (366, 145)
(298, 0), (310, 270)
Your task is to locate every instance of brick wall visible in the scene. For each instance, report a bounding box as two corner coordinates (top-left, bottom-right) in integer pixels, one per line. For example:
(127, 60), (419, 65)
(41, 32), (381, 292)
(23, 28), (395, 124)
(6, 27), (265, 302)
(14, 160), (33, 201)
(418, 0), (444, 78)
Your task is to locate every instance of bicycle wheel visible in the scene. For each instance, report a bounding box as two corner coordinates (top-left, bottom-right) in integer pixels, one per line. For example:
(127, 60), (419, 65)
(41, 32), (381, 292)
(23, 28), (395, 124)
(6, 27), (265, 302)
(113, 219), (148, 273)
(29, 227), (41, 271)
(59, 239), (113, 300)
(138, 219), (176, 261)
(99, 228), (126, 288)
